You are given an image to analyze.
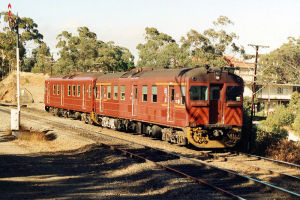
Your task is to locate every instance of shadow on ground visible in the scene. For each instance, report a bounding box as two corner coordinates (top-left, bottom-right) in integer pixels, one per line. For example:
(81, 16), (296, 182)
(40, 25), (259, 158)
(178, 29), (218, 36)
(0, 144), (226, 200)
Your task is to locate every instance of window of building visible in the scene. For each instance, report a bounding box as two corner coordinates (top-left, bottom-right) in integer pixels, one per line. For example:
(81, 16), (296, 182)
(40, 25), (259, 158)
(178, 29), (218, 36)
(107, 85), (111, 99)
(283, 88), (288, 95)
(53, 84), (56, 95)
(57, 84), (60, 95)
(142, 85), (147, 102)
(113, 85), (118, 100)
(72, 85), (76, 96)
(181, 86), (186, 105)
(121, 85), (125, 100)
(77, 85), (80, 97)
(152, 85), (157, 103)
(190, 86), (208, 101)
(68, 84), (71, 96)
(277, 87), (283, 94)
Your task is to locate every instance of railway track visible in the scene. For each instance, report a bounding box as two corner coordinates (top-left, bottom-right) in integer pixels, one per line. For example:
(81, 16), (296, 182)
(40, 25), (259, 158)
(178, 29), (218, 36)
(1, 106), (300, 199)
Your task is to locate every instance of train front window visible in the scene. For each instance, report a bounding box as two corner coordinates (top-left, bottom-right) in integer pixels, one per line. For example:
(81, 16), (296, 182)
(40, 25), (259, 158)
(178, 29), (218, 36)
(189, 86), (208, 101)
(226, 86), (242, 101)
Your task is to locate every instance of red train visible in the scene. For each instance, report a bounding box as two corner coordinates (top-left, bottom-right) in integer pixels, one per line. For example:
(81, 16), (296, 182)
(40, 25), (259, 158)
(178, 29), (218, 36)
(45, 67), (244, 148)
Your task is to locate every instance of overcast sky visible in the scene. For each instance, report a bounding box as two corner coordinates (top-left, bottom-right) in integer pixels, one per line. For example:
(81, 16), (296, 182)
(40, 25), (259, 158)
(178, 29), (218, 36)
(1, 0), (300, 62)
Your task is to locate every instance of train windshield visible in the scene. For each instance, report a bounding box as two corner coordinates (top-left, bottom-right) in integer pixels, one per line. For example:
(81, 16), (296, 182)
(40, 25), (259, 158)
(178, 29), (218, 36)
(226, 86), (242, 101)
(189, 86), (208, 101)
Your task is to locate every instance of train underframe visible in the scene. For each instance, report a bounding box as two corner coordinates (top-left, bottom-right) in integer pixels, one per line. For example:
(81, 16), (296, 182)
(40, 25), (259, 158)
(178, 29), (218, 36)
(45, 106), (242, 148)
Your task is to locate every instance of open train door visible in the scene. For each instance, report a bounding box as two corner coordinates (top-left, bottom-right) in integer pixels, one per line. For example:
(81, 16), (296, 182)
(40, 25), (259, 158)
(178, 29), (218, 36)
(209, 84), (224, 124)
(167, 85), (175, 122)
(132, 85), (138, 116)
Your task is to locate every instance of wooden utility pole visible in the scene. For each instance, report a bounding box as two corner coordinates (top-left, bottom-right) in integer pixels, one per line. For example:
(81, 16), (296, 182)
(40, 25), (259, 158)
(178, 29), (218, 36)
(248, 44), (269, 152)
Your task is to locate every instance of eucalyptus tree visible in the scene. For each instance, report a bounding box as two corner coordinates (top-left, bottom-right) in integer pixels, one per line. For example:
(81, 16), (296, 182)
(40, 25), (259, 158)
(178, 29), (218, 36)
(54, 27), (134, 74)
(0, 12), (43, 75)
(259, 37), (300, 84)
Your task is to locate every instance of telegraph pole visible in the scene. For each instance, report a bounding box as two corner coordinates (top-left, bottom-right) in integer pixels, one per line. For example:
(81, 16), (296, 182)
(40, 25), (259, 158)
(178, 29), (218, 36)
(8, 3), (21, 130)
(248, 44), (269, 152)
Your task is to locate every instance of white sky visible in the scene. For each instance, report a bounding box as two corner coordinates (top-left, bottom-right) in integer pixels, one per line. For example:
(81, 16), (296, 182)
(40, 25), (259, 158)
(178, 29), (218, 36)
(1, 0), (300, 62)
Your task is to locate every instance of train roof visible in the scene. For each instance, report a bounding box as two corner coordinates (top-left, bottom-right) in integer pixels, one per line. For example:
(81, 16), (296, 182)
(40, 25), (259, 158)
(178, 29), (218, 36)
(47, 72), (104, 81)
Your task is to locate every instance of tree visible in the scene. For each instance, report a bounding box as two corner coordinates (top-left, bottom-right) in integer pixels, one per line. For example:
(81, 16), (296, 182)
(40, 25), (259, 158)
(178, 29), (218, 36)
(181, 16), (245, 68)
(259, 37), (300, 84)
(137, 27), (180, 68)
(0, 12), (43, 76)
(137, 16), (244, 69)
(54, 27), (134, 74)
(31, 42), (52, 73)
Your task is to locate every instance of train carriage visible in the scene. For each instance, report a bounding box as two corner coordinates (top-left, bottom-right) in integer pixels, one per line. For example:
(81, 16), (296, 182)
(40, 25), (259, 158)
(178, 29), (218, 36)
(92, 67), (244, 148)
(44, 72), (103, 123)
(45, 66), (244, 149)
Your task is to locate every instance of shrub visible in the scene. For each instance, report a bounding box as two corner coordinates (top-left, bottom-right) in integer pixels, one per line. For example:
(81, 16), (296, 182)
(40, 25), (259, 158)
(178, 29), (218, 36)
(266, 140), (300, 164)
(292, 112), (300, 135)
(258, 105), (294, 132)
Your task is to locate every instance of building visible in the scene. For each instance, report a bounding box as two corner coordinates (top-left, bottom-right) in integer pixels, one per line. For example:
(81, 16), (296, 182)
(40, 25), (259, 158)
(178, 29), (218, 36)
(223, 55), (300, 114)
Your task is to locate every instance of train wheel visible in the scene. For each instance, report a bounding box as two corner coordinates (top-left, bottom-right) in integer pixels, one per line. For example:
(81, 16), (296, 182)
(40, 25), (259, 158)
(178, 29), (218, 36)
(151, 125), (162, 138)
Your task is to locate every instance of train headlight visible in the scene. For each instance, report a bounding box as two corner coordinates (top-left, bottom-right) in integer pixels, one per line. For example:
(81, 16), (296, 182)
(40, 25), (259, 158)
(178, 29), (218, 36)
(215, 70), (221, 80)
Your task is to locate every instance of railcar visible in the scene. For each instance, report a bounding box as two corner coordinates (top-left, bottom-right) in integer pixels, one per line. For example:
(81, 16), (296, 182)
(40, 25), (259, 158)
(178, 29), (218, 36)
(44, 66), (244, 148)
(92, 67), (244, 148)
(44, 72), (103, 123)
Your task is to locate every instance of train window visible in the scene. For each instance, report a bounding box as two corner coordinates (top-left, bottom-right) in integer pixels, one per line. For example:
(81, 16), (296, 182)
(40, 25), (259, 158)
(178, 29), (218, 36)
(121, 85), (125, 100)
(113, 85), (118, 100)
(95, 86), (98, 98)
(89, 85), (91, 98)
(171, 88), (175, 102)
(107, 85), (111, 99)
(72, 85), (76, 96)
(210, 85), (222, 100)
(142, 85), (147, 102)
(68, 85), (71, 96)
(57, 84), (60, 95)
(152, 85), (157, 103)
(53, 84), (56, 95)
(134, 86), (138, 99)
(181, 86), (186, 105)
(77, 85), (80, 97)
(226, 86), (242, 101)
(189, 86), (208, 101)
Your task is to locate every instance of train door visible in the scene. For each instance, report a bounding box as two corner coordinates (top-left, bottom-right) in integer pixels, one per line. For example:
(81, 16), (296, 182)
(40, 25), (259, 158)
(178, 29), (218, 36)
(168, 85), (175, 122)
(82, 84), (85, 109)
(99, 85), (105, 113)
(209, 84), (224, 124)
(132, 85), (138, 116)
(47, 82), (50, 104)
(61, 84), (64, 106)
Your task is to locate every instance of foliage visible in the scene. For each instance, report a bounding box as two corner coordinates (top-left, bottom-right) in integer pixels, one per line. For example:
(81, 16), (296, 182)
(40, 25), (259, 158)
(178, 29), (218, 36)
(259, 37), (300, 84)
(137, 16), (245, 69)
(292, 112), (300, 134)
(54, 27), (134, 74)
(31, 42), (52, 73)
(265, 140), (300, 164)
(0, 11), (43, 76)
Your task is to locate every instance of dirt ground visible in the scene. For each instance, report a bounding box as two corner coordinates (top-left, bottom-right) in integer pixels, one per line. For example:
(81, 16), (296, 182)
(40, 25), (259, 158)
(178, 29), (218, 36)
(0, 72), (226, 199)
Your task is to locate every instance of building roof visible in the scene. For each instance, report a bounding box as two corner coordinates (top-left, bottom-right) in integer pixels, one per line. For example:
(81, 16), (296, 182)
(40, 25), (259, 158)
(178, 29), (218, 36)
(222, 55), (254, 68)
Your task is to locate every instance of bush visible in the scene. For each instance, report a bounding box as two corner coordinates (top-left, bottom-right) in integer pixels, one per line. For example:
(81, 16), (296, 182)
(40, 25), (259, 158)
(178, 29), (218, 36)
(266, 140), (300, 164)
(258, 105), (294, 132)
(292, 112), (300, 134)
